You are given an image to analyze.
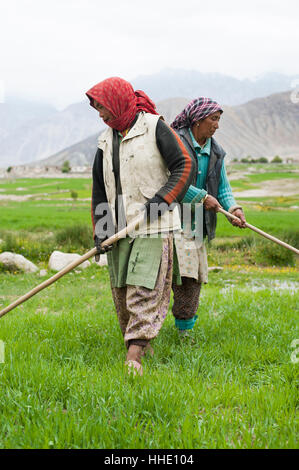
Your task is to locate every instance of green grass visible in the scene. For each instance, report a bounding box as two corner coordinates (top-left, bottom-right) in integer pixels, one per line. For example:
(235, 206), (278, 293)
(0, 178), (91, 231)
(227, 163), (299, 191)
(0, 267), (298, 448)
(237, 196), (299, 209)
(0, 177), (92, 196)
(228, 163), (299, 173)
(230, 173), (299, 192)
(215, 208), (299, 238)
(0, 199), (298, 235)
(1, 204), (298, 268)
(245, 172), (299, 183)
(0, 175), (298, 448)
(0, 200), (91, 231)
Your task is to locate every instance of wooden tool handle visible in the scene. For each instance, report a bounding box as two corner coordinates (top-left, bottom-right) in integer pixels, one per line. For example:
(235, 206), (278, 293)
(0, 212), (146, 318)
(218, 207), (299, 255)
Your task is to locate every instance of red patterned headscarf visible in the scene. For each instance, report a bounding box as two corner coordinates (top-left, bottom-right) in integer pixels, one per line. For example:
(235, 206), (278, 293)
(86, 77), (158, 131)
(171, 97), (223, 130)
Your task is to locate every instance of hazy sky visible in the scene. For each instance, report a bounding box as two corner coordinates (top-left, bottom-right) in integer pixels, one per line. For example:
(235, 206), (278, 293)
(1, 0), (299, 109)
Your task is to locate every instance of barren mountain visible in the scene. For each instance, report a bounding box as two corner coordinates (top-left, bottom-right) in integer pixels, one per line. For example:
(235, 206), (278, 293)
(0, 97), (56, 140)
(0, 70), (297, 168)
(27, 98), (191, 167)
(0, 101), (103, 168)
(31, 91), (299, 167)
(217, 91), (299, 160)
(32, 133), (99, 167)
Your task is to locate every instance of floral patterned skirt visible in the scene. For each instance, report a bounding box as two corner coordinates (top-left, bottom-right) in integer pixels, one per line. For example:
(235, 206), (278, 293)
(111, 234), (173, 348)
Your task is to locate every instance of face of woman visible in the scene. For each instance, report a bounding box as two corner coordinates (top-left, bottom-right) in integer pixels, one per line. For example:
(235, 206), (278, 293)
(195, 111), (221, 140)
(93, 100), (116, 124)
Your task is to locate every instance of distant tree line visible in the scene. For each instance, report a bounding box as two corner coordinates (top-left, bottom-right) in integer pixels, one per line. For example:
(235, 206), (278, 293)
(233, 155), (283, 164)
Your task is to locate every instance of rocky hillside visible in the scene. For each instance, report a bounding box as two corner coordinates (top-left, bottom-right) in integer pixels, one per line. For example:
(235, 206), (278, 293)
(32, 133), (99, 167)
(0, 101), (103, 168)
(0, 97), (56, 140)
(0, 70), (297, 168)
(30, 91), (299, 166)
(217, 91), (299, 160)
(26, 98), (191, 167)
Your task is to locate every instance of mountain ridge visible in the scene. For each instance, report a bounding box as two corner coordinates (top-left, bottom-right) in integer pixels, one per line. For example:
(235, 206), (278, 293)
(0, 70), (298, 168)
(26, 90), (299, 167)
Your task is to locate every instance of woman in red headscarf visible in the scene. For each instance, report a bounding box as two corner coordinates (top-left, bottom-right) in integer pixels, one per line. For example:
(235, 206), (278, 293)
(86, 77), (194, 375)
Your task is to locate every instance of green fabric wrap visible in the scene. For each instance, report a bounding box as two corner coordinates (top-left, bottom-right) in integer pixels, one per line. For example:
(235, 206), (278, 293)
(175, 315), (198, 330)
(182, 185), (207, 204)
(107, 235), (181, 290)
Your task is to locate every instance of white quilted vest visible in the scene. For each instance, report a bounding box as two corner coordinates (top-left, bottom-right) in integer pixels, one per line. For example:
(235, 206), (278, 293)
(97, 112), (181, 236)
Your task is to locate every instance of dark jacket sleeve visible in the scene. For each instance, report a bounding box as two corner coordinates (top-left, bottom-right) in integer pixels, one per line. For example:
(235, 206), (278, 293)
(91, 148), (109, 238)
(155, 119), (195, 205)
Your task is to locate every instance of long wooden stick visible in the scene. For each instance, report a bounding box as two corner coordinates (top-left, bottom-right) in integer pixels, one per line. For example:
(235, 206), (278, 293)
(0, 213), (145, 319)
(218, 207), (299, 255)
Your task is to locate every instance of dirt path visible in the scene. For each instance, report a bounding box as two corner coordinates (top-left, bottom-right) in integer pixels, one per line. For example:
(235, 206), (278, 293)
(234, 178), (299, 198)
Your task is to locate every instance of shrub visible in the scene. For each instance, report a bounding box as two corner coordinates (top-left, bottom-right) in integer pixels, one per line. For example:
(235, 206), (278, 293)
(0, 231), (56, 262)
(212, 236), (255, 252)
(0, 225), (94, 264)
(209, 231), (298, 268)
(0, 261), (22, 274)
(257, 157), (268, 163)
(61, 160), (71, 173)
(55, 225), (93, 250)
(70, 190), (78, 201)
(255, 242), (295, 266)
(271, 155), (283, 163)
(255, 230), (298, 267)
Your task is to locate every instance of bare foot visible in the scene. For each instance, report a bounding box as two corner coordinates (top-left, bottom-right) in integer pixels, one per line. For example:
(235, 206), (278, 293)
(125, 345), (143, 376)
(125, 360), (143, 376)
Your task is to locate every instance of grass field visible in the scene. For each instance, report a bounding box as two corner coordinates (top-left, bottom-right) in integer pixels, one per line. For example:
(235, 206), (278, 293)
(0, 266), (298, 448)
(0, 169), (298, 449)
(0, 177), (92, 197)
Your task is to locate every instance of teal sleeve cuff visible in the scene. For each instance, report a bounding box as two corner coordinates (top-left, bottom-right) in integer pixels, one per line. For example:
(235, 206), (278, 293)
(182, 185), (207, 203)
